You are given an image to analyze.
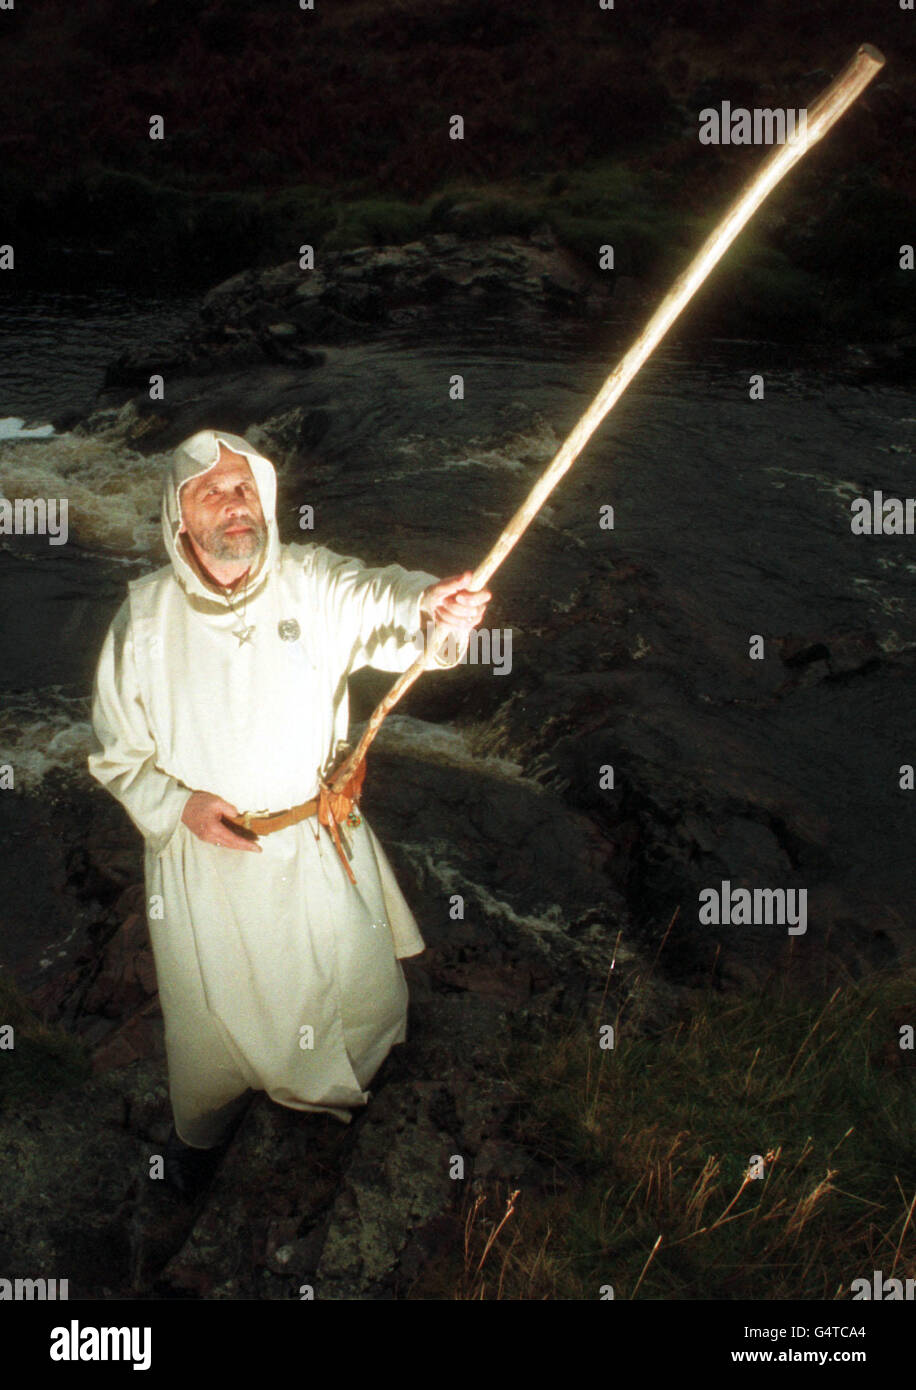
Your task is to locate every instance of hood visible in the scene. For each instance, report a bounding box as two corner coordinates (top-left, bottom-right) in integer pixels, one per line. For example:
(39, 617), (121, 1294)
(162, 429), (280, 602)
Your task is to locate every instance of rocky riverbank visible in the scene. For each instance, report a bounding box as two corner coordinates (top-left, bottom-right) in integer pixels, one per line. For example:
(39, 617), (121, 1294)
(6, 727), (645, 1299)
(2, 227), (913, 1299)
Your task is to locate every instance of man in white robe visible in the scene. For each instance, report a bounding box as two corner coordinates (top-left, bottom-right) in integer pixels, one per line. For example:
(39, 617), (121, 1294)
(87, 429), (490, 1191)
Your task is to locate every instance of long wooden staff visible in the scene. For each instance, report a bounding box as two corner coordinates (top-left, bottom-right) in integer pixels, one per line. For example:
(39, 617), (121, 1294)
(331, 42), (885, 795)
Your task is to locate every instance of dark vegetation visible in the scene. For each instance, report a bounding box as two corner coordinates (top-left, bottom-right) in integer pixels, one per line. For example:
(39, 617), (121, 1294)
(0, 0), (912, 338)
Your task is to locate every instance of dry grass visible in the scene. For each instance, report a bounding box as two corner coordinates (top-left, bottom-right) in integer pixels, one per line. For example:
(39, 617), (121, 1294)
(425, 960), (916, 1300)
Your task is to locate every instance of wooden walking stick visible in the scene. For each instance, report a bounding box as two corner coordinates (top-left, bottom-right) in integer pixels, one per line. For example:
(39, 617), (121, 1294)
(330, 42), (885, 796)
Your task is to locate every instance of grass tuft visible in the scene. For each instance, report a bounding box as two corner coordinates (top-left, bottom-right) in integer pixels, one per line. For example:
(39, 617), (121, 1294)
(414, 964), (916, 1299)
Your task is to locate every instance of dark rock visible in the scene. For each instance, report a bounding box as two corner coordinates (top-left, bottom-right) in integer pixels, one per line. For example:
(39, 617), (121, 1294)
(316, 1080), (458, 1300)
(80, 914), (158, 1021)
(0, 1059), (176, 1298)
(95, 237), (612, 410)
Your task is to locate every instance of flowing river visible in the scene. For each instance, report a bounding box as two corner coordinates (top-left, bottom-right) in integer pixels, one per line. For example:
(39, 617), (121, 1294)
(1, 286), (914, 985)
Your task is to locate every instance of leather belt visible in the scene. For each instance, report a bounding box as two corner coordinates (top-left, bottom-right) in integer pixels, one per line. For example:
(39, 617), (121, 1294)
(221, 756), (368, 885)
(223, 797), (320, 837)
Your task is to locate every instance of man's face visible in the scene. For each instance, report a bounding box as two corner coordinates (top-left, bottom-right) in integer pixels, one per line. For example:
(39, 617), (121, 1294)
(178, 446), (268, 565)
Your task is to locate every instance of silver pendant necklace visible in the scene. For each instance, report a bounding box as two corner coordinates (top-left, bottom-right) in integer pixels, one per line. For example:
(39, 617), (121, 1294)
(222, 577), (255, 646)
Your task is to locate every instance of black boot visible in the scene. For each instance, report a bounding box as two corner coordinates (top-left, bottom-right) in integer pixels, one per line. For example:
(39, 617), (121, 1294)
(164, 1126), (229, 1202)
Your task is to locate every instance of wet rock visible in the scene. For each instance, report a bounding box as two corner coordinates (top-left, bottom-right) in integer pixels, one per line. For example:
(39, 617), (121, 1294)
(27, 897), (164, 1074)
(158, 1098), (352, 1299)
(823, 631), (882, 679)
(777, 629), (881, 683)
(362, 748), (623, 978)
(90, 1006), (165, 1074)
(780, 636), (831, 669)
(0, 1059), (175, 1298)
(316, 1080), (458, 1300)
(65, 841), (137, 906)
(95, 235), (612, 410)
(80, 913), (157, 1020)
(708, 818), (794, 885)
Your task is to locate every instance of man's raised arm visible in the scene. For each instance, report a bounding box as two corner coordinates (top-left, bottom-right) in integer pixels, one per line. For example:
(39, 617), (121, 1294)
(312, 547), (490, 675)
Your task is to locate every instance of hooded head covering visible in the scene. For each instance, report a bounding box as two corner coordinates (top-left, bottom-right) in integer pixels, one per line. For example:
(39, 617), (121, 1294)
(162, 429), (280, 601)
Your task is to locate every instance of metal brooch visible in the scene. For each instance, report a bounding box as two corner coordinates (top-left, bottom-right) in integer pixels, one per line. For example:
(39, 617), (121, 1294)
(278, 619), (301, 641)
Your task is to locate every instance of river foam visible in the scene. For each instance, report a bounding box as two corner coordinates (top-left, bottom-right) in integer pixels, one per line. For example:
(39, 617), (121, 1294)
(0, 688), (94, 791)
(0, 408), (165, 557)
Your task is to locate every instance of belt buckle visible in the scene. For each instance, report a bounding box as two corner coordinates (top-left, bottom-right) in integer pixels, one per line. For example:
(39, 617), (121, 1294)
(241, 808), (270, 830)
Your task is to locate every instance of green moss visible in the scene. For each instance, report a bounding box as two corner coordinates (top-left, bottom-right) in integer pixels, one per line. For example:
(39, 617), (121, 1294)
(322, 197), (430, 251)
(16, 152), (908, 341)
(534, 160), (692, 279)
(550, 162), (648, 217)
(549, 212), (671, 278)
(258, 187), (337, 262)
(83, 167), (185, 219)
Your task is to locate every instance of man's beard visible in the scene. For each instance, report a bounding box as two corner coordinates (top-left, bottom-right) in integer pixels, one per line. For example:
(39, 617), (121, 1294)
(192, 515), (268, 563)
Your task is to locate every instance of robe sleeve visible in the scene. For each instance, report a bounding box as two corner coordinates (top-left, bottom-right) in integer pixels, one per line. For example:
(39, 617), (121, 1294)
(87, 599), (194, 856)
(313, 546), (470, 674)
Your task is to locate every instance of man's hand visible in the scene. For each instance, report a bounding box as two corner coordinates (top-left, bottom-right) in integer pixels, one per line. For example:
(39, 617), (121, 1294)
(181, 791), (263, 852)
(421, 572), (492, 636)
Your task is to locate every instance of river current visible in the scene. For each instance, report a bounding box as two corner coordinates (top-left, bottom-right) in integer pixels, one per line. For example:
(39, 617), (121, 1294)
(1, 288), (914, 976)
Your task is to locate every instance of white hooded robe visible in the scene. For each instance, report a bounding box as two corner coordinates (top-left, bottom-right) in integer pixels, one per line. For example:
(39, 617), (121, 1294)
(87, 429), (466, 1147)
